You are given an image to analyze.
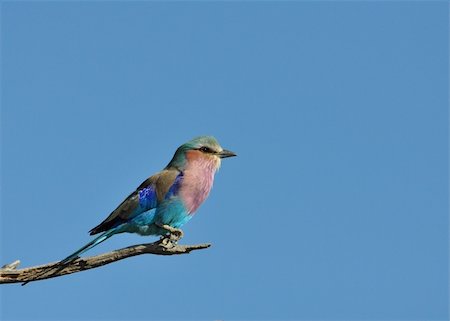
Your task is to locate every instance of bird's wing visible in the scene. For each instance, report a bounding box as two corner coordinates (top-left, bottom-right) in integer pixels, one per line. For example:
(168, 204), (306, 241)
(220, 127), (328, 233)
(89, 169), (182, 235)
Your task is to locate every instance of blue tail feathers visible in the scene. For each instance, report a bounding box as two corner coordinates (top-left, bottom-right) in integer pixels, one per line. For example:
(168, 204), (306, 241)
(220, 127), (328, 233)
(21, 229), (117, 286)
(60, 229), (116, 264)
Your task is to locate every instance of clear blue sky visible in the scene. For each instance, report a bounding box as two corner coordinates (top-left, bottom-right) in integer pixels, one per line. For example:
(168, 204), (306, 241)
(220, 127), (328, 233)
(1, 2), (448, 320)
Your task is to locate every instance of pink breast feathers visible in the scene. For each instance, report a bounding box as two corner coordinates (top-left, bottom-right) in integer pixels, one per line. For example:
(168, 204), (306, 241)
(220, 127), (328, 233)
(179, 150), (221, 214)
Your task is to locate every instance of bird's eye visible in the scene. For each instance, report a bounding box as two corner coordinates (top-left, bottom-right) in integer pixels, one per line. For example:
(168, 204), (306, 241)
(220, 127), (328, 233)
(199, 146), (212, 153)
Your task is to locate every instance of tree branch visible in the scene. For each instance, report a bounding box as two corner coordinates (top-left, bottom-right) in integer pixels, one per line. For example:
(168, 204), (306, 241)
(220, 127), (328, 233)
(0, 240), (211, 285)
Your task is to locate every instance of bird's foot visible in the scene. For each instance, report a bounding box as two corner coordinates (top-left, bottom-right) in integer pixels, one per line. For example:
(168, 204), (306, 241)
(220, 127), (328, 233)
(159, 237), (175, 249)
(156, 224), (184, 242)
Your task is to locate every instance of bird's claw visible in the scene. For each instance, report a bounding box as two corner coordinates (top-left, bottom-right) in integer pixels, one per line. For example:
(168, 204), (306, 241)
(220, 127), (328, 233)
(159, 237), (175, 249)
(168, 229), (184, 242)
(157, 224), (184, 245)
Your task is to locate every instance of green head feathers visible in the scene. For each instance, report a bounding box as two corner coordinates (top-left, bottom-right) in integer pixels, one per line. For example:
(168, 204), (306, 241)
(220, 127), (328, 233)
(166, 136), (236, 170)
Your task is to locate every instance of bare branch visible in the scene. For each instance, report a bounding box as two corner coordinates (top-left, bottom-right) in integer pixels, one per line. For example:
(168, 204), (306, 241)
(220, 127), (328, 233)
(0, 240), (211, 285)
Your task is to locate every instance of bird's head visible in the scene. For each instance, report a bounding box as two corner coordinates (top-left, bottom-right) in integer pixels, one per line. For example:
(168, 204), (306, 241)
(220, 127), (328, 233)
(166, 136), (236, 171)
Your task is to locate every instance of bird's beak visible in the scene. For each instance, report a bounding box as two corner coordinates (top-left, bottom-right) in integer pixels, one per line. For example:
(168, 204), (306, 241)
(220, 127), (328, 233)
(218, 149), (237, 158)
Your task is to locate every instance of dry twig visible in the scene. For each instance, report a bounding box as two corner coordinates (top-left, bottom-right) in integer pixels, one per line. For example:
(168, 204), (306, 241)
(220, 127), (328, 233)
(0, 240), (210, 285)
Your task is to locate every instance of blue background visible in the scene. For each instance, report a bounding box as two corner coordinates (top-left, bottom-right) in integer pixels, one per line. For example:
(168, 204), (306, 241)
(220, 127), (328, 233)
(1, 2), (448, 320)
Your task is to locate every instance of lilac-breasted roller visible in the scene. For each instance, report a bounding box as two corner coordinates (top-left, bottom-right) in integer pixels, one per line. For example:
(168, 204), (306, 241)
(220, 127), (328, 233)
(61, 136), (236, 264)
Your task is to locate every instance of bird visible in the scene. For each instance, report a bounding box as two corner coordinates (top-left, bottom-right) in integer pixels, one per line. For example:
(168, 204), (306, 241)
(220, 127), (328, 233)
(59, 135), (236, 264)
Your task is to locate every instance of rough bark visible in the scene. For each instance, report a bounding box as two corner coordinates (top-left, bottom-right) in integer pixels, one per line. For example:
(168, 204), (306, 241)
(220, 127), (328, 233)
(0, 240), (210, 285)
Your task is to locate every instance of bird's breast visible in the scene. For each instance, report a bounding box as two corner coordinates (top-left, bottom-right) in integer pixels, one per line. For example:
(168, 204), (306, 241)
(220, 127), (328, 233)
(179, 153), (219, 214)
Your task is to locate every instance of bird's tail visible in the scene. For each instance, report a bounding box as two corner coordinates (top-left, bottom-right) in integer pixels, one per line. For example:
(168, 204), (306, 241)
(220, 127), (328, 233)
(21, 229), (117, 286)
(60, 229), (116, 265)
